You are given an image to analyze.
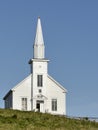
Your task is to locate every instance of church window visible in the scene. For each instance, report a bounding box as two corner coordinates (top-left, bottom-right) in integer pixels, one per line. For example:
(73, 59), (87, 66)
(21, 98), (27, 111)
(39, 89), (42, 93)
(37, 75), (43, 87)
(52, 99), (57, 111)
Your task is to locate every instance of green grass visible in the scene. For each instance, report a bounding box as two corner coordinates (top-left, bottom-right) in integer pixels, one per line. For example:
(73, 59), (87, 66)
(0, 109), (98, 130)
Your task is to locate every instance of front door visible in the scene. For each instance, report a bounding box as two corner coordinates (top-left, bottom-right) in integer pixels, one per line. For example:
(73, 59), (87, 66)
(36, 100), (44, 112)
(36, 103), (40, 112)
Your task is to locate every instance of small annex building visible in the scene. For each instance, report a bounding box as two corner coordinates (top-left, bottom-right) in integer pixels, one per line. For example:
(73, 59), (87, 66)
(3, 18), (67, 115)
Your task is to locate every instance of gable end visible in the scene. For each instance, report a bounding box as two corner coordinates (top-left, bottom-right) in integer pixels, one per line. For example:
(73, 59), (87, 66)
(48, 75), (67, 93)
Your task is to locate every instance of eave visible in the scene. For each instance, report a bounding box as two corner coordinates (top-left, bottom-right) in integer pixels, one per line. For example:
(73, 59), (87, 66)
(3, 90), (12, 100)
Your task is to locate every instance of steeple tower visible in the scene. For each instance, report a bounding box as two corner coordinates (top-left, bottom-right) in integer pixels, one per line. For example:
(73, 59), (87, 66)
(33, 17), (45, 59)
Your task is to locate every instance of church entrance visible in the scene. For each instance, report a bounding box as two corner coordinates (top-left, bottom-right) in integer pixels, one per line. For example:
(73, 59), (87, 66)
(36, 100), (44, 112)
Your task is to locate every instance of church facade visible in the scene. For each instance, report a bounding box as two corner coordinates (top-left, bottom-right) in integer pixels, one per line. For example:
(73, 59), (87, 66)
(3, 18), (67, 115)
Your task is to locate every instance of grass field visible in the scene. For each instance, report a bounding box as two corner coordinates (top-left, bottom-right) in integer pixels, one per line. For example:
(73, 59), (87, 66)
(0, 109), (98, 130)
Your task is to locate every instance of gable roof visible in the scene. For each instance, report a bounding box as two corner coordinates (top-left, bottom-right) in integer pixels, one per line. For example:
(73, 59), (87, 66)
(48, 74), (67, 93)
(11, 74), (31, 91)
(3, 74), (67, 100)
(3, 74), (31, 100)
(3, 90), (12, 100)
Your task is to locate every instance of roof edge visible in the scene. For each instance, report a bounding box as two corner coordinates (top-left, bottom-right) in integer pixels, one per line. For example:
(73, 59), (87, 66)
(3, 74), (32, 100)
(48, 74), (67, 93)
(3, 90), (12, 100)
(12, 74), (32, 91)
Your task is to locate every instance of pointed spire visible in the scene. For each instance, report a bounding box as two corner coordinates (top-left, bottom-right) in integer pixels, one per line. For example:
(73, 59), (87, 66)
(33, 17), (45, 59)
(34, 17), (44, 45)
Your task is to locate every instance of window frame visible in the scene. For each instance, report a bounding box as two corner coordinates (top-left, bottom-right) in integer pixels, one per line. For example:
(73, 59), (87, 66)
(52, 99), (57, 111)
(37, 75), (43, 87)
(21, 97), (27, 111)
(39, 89), (42, 93)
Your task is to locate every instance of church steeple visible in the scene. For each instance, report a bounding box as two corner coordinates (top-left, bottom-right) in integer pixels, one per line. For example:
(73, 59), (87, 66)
(33, 17), (45, 59)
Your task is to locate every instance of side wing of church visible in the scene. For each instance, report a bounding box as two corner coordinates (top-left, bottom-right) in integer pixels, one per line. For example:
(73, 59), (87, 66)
(3, 18), (67, 115)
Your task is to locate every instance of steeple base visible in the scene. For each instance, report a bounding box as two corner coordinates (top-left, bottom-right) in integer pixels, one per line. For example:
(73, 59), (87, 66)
(34, 44), (45, 59)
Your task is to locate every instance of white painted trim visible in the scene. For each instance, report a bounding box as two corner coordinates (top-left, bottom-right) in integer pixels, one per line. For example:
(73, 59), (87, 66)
(12, 74), (32, 91)
(48, 75), (67, 93)
(29, 59), (49, 63)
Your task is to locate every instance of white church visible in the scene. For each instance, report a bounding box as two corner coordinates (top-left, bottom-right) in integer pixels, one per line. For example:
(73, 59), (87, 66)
(3, 18), (67, 115)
